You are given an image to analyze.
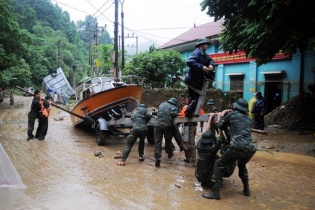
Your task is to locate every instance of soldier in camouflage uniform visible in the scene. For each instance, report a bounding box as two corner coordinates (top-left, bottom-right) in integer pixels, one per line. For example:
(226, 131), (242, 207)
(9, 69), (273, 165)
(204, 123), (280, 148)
(154, 98), (179, 167)
(207, 99), (219, 113)
(195, 114), (236, 187)
(202, 99), (256, 200)
(195, 130), (220, 187)
(117, 104), (152, 166)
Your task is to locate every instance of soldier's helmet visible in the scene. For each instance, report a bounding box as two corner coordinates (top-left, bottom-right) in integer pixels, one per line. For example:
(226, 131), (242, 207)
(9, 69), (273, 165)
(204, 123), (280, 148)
(138, 104), (146, 108)
(207, 99), (215, 105)
(167, 98), (178, 106)
(199, 131), (215, 144)
(233, 99), (249, 112)
(195, 37), (210, 48)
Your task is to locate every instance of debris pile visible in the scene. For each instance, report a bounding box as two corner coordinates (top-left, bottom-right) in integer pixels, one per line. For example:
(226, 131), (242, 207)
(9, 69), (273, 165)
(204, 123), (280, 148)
(265, 93), (315, 130)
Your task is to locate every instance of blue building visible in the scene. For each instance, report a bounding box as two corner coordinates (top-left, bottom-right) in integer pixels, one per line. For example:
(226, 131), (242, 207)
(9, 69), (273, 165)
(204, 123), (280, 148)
(161, 21), (315, 113)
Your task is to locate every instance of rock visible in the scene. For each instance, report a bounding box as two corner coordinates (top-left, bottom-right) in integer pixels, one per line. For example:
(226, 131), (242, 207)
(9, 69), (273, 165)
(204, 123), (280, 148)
(94, 151), (102, 156)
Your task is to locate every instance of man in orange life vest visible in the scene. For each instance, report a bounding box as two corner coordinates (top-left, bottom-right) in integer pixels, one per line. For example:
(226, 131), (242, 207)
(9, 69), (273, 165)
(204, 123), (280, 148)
(35, 95), (52, 140)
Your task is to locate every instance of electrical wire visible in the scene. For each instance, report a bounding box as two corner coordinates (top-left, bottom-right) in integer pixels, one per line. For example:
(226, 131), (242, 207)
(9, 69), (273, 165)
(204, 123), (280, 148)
(53, 0), (90, 15)
(76, 0), (111, 31)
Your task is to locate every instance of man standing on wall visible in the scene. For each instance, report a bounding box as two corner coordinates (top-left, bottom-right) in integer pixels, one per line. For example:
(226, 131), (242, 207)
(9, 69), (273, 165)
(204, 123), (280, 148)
(184, 37), (215, 117)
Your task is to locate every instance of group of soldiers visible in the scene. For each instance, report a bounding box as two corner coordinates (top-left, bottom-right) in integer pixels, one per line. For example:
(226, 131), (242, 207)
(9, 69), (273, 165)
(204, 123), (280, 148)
(117, 37), (257, 200)
(116, 96), (256, 200)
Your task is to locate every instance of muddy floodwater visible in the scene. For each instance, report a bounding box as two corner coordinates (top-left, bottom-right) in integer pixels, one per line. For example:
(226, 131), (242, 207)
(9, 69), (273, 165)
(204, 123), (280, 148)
(1, 96), (315, 210)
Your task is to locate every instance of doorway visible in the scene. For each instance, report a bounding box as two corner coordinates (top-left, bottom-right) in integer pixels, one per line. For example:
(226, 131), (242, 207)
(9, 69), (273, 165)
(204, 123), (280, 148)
(264, 75), (283, 114)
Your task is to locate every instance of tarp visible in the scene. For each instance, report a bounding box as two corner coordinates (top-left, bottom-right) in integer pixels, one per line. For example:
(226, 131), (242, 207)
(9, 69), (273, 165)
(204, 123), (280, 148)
(42, 67), (75, 97)
(0, 144), (25, 189)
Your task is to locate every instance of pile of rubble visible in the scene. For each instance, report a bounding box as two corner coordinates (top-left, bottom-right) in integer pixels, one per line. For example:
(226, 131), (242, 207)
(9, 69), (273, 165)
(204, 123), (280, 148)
(265, 93), (315, 130)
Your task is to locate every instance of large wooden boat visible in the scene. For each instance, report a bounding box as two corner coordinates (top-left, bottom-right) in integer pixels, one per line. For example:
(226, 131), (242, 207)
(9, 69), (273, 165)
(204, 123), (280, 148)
(70, 76), (144, 145)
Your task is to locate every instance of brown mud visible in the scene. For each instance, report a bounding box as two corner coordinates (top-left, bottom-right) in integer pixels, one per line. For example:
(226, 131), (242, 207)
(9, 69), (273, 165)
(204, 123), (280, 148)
(0, 96), (314, 210)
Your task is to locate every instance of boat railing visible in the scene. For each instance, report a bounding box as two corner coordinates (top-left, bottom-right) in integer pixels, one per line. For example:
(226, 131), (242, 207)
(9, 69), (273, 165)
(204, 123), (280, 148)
(115, 75), (143, 86)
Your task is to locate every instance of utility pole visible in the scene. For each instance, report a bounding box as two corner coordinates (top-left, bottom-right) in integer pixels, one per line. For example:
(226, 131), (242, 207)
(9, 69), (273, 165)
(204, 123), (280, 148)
(58, 40), (61, 68)
(72, 65), (77, 89)
(86, 23), (106, 77)
(126, 33), (139, 55)
(121, 0), (125, 70)
(114, 0), (119, 78)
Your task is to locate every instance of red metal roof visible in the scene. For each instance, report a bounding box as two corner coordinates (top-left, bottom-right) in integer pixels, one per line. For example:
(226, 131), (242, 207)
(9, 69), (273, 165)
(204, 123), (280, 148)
(160, 21), (224, 49)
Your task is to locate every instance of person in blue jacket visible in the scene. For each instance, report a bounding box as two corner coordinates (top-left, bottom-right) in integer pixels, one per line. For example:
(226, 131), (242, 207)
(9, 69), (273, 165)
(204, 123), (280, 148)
(251, 91), (265, 130)
(184, 37), (215, 116)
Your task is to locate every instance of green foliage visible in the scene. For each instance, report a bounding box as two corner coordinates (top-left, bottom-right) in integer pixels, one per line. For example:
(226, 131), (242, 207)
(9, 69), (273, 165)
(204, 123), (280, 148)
(124, 47), (186, 88)
(0, 60), (32, 87)
(0, 0), (114, 89)
(96, 44), (114, 75)
(201, 0), (315, 64)
(0, 0), (31, 70)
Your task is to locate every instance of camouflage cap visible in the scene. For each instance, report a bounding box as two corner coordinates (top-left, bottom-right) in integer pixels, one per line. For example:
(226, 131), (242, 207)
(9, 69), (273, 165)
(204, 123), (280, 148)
(167, 98), (178, 106)
(233, 99), (248, 112)
(195, 37), (210, 48)
(207, 99), (215, 105)
(198, 131), (215, 144)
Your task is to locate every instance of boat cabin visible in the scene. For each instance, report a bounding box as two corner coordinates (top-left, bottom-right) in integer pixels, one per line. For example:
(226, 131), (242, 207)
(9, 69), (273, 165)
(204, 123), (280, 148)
(76, 77), (126, 101)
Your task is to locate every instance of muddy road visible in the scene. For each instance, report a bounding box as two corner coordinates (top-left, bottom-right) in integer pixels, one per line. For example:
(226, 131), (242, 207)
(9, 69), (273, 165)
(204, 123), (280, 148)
(0, 96), (315, 210)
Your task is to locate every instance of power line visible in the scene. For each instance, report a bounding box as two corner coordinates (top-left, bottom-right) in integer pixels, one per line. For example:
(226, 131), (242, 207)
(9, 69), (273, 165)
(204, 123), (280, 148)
(130, 25), (222, 31)
(128, 3), (201, 20)
(53, 0), (90, 15)
(76, 0), (111, 31)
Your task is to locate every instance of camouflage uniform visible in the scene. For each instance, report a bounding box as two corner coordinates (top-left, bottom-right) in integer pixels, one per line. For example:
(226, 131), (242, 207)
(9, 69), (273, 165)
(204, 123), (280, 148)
(195, 131), (220, 187)
(212, 110), (256, 192)
(121, 105), (151, 161)
(27, 97), (41, 139)
(172, 124), (185, 151)
(154, 100), (178, 163)
(195, 131), (236, 187)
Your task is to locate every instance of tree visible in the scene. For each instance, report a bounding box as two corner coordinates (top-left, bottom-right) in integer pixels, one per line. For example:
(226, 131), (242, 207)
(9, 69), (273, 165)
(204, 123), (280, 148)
(124, 48), (186, 88)
(0, 60), (32, 87)
(200, 0), (315, 64)
(0, 0), (31, 71)
(96, 44), (114, 75)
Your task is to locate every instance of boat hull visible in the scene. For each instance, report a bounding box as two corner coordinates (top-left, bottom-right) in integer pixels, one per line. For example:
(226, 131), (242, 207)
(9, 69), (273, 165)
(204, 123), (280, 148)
(70, 85), (144, 128)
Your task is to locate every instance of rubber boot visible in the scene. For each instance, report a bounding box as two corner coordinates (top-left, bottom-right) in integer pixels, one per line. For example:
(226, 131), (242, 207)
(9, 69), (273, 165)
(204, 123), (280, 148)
(185, 100), (197, 117)
(242, 180), (250, 196)
(202, 183), (220, 200)
(155, 159), (161, 167)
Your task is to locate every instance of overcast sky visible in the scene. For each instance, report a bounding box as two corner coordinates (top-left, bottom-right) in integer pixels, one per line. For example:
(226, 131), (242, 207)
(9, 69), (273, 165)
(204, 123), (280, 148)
(54, 0), (213, 52)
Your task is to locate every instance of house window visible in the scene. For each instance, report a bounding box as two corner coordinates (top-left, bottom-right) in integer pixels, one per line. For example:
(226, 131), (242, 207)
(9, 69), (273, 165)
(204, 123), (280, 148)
(230, 75), (244, 93)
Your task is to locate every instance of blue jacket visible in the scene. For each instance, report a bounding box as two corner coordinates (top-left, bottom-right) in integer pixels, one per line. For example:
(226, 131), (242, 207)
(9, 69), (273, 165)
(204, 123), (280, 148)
(184, 48), (214, 89)
(251, 97), (265, 115)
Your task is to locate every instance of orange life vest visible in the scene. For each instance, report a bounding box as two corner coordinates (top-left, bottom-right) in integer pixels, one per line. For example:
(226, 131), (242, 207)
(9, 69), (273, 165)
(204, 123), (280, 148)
(39, 100), (49, 117)
(179, 105), (204, 116)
